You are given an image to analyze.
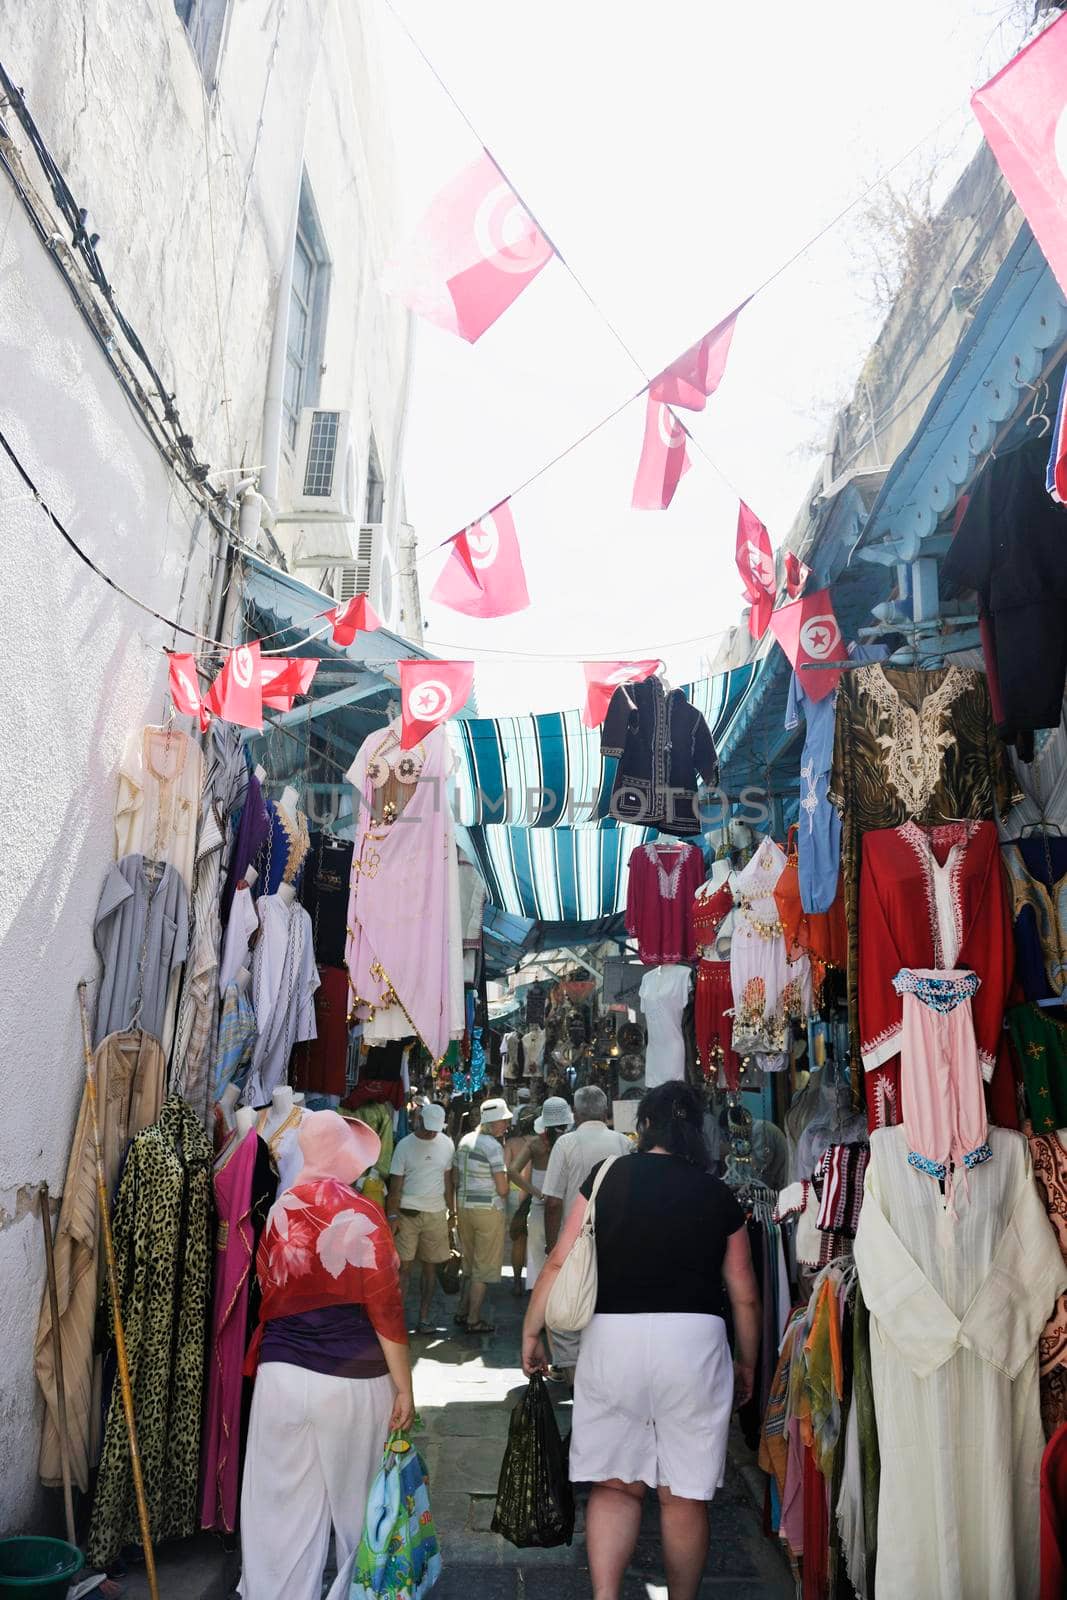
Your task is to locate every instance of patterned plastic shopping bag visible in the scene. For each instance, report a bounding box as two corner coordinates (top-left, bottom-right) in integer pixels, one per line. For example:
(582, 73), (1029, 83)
(345, 1433), (442, 1599)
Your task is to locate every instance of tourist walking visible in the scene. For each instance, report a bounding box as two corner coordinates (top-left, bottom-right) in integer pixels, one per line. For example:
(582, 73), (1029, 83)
(455, 1096), (512, 1333)
(507, 1095), (573, 1295)
(541, 1084), (631, 1378)
(239, 1111), (412, 1600)
(522, 1082), (760, 1600)
(387, 1102), (455, 1333)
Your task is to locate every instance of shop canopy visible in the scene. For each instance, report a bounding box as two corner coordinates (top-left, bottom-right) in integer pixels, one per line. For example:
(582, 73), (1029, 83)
(715, 219), (1067, 813)
(243, 554), (754, 958)
(454, 666), (753, 933)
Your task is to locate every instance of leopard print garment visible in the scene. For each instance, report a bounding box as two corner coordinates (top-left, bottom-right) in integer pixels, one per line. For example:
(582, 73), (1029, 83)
(88, 1095), (214, 1568)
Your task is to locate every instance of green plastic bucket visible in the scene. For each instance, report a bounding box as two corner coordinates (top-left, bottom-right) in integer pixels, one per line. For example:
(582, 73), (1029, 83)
(0, 1538), (83, 1599)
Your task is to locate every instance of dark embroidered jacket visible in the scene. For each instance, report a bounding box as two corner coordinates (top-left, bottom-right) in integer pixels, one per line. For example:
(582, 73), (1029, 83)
(601, 678), (718, 836)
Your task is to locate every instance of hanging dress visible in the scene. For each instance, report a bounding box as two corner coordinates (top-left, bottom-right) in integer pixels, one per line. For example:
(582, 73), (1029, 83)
(854, 1125), (1066, 1600)
(345, 723), (464, 1062)
(730, 837), (810, 1070)
(201, 1127), (260, 1533)
(692, 881), (740, 1088)
(87, 1097), (213, 1568)
(625, 841), (706, 964)
(857, 820), (1014, 1130)
(829, 662), (1014, 1082)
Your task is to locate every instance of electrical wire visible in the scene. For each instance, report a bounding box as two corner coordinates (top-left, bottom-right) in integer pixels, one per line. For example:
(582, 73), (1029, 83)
(0, 424), (230, 646)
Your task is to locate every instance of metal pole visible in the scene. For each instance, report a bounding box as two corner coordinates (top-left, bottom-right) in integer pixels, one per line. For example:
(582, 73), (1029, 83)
(75, 983), (159, 1600)
(37, 1182), (76, 1547)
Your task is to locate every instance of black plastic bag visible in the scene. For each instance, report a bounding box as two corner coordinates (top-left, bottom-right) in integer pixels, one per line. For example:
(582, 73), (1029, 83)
(491, 1374), (575, 1548)
(435, 1228), (462, 1296)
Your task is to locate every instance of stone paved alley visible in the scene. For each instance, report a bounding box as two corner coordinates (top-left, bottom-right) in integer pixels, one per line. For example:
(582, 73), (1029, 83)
(118, 1278), (793, 1600)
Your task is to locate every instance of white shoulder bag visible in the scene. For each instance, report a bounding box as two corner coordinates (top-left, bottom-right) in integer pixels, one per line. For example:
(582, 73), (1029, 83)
(545, 1156), (619, 1333)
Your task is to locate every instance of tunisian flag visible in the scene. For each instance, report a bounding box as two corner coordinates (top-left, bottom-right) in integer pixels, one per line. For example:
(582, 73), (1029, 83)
(632, 398), (691, 510)
(430, 501), (530, 618)
(168, 653), (211, 732)
(785, 550), (812, 599)
(260, 657), (320, 711)
(326, 595), (382, 647)
(398, 659), (475, 750)
(736, 502), (776, 639)
(972, 14), (1067, 297)
(648, 302), (747, 412)
(384, 151), (554, 343)
(205, 642), (263, 730)
(581, 660), (660, 728)
(768, 589), (843, 702)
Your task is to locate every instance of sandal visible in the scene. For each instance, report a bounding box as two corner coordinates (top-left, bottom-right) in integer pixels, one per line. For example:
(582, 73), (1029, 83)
(453, 1313), (470, 1327)
(415, 1320), (436, 1335)
(465, 1320), (496, 1334)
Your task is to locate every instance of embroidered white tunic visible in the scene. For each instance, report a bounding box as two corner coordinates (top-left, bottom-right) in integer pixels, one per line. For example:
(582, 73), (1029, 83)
(729, 837), (810, 1070)
(853, 1125), (1067, 1600)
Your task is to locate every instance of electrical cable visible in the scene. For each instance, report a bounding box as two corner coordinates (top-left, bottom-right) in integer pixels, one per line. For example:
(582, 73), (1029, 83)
(0, 423), (229, 646)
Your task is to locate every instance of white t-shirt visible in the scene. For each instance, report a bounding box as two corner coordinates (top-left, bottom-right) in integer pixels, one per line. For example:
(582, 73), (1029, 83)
(390, 1132), (455, 1211)
(541, 1121), (632, 1215)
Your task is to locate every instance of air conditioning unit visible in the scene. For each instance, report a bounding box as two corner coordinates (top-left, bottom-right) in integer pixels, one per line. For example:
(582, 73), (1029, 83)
(325, 525), (400, 630)
(292, 408), (356, 520)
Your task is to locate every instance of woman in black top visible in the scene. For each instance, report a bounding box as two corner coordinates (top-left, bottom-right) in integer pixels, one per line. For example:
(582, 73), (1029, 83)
(523, 1082), (760, 1600)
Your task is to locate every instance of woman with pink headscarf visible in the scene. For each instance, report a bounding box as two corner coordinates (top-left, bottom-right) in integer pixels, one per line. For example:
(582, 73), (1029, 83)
(239, 1111), (412, 1600)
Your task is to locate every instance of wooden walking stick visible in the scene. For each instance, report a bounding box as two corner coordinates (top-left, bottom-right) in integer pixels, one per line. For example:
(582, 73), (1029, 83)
(37, 1181), (76, 1547)
(76, 982), (159, 1600)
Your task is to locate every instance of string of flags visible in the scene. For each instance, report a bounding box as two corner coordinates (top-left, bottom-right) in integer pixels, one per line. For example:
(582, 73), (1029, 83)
(169, 19), (1065, 759)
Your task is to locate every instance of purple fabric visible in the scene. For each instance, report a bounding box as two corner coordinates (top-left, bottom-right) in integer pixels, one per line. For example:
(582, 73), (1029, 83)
(221, 775), (269, 925)
(259, 1304), (389, 1379)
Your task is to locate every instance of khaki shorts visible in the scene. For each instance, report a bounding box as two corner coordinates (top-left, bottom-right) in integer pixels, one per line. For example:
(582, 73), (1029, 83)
(457, 1205), (506, 1284)
(394, 1207), (452, 1265)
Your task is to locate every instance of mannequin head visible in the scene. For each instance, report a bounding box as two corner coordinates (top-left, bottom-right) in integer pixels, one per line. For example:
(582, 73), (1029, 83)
(293, 1110), (381, 1188)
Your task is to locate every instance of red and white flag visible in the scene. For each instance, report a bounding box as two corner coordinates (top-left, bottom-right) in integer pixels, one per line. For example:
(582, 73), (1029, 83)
(260, 656), (320, 711)
(384, 150), (554, 344)
(632, 397), (691, 510)
(736, 502), (776, 639)
(205, 642), (263, 730)
(785, 551), (812, 599)
(581, 660), (660, 728)
(430, 500), (530, 618)
(326, 595), (382, 648)
(398, 659), (475, 750)
(168, 653), (211, 732)
(648, 302), (747, 412)
(768, 589), (843, 702)
(972, 13), (1067, 297)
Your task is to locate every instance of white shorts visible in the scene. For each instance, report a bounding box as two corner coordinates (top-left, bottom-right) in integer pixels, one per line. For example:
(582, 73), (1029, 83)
(569, 1313), (733, 1500)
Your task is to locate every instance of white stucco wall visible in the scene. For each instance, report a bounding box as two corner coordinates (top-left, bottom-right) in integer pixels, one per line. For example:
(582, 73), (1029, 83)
(0, 0), (412, 1531)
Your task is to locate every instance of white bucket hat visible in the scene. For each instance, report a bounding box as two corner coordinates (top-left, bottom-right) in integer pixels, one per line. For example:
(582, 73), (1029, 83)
(479, 1096), (513, 1126)
(534, 1096), (574, 1134)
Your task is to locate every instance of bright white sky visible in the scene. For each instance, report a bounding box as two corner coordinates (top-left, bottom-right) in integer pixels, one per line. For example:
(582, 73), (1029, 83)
(379, 0), (1026, 716)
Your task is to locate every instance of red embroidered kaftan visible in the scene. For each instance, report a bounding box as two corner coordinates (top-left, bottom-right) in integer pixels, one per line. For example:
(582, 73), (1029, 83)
(625, 841), (705, 965)
(858, 820), (1014, 1129)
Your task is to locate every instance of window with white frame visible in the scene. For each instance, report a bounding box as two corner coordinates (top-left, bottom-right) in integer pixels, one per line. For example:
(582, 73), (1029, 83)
(283, 180), (332, 447)
(173, 0), (229, 85)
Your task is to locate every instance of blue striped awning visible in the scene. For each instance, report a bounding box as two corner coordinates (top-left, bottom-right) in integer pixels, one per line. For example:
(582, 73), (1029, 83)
(456, 667), (753, 930)
(467, 822), (651, 924)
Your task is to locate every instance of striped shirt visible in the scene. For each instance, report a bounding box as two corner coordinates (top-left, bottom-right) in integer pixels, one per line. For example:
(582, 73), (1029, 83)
(455, 1130), (506, 1209)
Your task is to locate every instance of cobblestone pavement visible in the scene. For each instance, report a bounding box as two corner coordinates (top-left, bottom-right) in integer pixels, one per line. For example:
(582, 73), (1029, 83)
(115, 1272), (793, 1599)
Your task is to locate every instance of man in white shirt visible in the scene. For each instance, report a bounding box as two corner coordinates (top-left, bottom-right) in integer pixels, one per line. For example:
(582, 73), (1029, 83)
(387, 1103), (455, 1334)
(454, 1097), (511, 1334)
(541, 1085), (631, 1376)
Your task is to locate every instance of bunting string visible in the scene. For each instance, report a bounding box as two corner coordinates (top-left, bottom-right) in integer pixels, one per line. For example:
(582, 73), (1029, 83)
(384, 0), (974, 550)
